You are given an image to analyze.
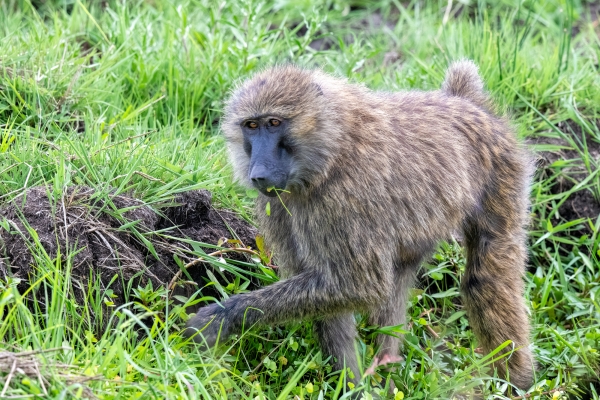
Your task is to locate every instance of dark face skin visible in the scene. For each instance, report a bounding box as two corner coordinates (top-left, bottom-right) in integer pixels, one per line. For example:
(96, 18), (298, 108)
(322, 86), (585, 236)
(241, 116), (293, 197)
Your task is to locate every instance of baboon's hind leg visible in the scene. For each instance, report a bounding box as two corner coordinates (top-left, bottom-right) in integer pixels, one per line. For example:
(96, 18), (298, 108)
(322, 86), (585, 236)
(314, 314), (360, 384)
(462, 206), (534, 390)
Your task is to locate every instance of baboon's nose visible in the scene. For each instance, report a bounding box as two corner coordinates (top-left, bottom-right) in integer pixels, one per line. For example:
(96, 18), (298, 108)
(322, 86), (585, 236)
(249, 165), (270, 186)
(249, 165), (280, 197)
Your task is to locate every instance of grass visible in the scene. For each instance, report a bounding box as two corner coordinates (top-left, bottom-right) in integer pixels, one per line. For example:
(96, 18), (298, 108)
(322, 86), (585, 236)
(0, 0), (599, 398)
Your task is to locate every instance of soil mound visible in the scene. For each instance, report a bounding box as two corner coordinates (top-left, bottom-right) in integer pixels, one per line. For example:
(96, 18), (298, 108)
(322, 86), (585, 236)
(0, 186), (258, 329)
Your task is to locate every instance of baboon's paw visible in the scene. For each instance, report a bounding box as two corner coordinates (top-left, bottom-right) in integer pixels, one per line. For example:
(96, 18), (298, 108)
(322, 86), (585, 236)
(183, 303), (228, 348)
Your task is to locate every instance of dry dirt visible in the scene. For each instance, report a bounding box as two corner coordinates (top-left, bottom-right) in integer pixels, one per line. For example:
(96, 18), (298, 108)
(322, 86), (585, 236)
(0, 186), (258, 330)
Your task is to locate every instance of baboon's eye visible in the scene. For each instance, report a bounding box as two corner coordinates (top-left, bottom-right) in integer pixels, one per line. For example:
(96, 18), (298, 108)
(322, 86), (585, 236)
(245, 121), (258, 129)
(269, 119), (281, 127)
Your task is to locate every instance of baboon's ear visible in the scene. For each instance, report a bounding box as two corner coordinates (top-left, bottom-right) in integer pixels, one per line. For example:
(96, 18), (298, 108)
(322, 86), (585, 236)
(312, 83), (324, 96)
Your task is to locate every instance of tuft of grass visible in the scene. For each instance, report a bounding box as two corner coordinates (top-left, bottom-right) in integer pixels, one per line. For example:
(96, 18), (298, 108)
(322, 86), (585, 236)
(1, 0), (599, 398)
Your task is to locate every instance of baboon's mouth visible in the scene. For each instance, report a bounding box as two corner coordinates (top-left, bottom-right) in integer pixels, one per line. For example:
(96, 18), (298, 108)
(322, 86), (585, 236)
(252, 179), (289, 197)
(259, 186), (281, 197)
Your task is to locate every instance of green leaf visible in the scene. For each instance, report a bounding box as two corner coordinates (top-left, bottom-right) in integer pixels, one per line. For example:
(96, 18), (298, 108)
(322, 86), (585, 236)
(445, 311), (466, 325)
(430, 287), (459, 298)
(579, 253), (593, 271)
(256, 235), (265, 253)
(430, 272), (443, 280)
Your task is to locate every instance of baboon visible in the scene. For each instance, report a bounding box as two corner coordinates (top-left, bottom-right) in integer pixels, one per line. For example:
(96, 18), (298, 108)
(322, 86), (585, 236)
(185, 60), (535, 391)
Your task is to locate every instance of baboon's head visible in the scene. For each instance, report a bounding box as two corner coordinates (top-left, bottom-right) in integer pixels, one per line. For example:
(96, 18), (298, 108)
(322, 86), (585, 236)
(222, 65), (336, 197)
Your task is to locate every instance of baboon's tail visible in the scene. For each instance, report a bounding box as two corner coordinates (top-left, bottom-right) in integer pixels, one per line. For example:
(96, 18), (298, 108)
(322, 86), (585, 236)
(441, 60), (491, 111)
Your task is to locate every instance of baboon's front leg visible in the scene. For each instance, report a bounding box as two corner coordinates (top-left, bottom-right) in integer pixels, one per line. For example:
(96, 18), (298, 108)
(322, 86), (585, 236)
(185, 270), (389, 347)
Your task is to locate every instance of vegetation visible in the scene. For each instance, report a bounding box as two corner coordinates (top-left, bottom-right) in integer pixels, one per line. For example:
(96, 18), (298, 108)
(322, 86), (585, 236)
(0, 0), (599, 398)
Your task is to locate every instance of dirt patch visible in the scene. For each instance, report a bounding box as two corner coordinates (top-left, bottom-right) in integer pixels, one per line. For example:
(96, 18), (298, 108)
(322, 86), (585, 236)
(0, 186), (258, 331)
(76, 34), (103, 66)
(530, 119), (600, 229)
(571, 1), (600, 37)
(554, 188), (600, 223)
(292, 7), (398, 52)
(534, 120), (600, 165)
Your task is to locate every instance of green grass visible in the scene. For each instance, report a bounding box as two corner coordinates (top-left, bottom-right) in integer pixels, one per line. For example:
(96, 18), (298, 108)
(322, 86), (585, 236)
(1, 0), (599, 398)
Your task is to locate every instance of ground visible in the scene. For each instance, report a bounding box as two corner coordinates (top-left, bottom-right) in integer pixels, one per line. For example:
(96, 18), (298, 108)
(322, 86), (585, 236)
(0, 0), (599, 399)
(0, 186), (258, 329)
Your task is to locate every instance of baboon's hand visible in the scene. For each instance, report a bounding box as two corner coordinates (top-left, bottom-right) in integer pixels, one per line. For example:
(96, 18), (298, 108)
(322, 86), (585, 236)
(184, 302), (229, 347)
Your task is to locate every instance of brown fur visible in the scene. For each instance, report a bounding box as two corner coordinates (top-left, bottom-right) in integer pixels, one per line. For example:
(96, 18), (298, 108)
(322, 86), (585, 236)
(185, 60), (535, 391)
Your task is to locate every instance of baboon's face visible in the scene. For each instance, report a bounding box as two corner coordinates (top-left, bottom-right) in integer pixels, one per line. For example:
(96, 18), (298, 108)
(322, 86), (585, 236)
(223, 66), (327, 196)
(240, 115), (294, 197)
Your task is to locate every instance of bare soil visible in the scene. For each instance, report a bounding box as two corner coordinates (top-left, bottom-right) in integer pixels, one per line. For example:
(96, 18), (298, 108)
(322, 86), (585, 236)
(531, 119), (600, 229)
(0, 186), (258, 330)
